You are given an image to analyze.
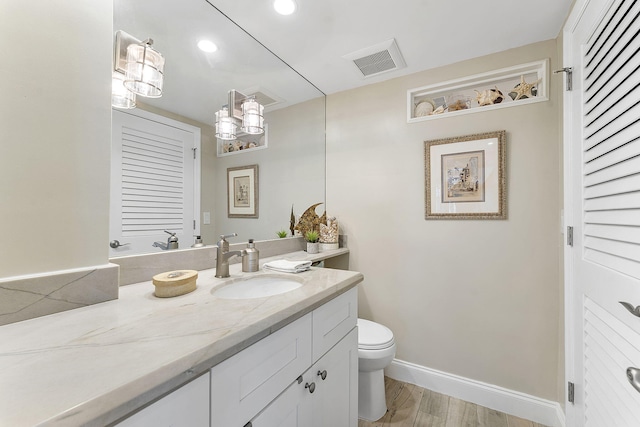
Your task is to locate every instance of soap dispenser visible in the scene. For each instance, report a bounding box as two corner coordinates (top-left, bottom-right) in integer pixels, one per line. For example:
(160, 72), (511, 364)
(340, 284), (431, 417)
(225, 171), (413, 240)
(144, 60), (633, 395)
(242, 239), (259, 272)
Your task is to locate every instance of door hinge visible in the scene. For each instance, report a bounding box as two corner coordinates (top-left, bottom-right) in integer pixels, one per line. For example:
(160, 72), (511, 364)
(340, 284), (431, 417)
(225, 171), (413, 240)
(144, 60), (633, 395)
(567, 226), (574, 247)
(568, 381), (575, 404)
(192, 147), (197, 159)
(193, 219), (196, 230)
(554, 67), (573, 91)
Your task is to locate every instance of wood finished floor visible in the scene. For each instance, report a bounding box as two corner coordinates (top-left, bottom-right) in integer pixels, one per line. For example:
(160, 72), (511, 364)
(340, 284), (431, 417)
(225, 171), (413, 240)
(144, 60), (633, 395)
(358, 377), (548, 427)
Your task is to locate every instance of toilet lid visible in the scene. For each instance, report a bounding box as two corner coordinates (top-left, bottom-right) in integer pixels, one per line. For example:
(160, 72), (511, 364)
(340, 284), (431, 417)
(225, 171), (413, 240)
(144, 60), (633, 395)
(358, 318), (395, 350)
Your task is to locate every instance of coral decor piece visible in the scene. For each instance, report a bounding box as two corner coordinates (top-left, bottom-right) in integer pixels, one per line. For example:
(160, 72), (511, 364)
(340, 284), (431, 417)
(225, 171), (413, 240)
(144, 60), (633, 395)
(508, 75), (541, 101)
(294, 203), (326, 239)
(319, 217), (339, 244)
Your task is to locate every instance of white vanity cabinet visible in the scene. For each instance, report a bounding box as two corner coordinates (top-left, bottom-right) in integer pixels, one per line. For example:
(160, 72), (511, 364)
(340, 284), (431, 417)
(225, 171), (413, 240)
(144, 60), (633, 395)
(211, 287), (358, 427)
(116, 372), (210, 427)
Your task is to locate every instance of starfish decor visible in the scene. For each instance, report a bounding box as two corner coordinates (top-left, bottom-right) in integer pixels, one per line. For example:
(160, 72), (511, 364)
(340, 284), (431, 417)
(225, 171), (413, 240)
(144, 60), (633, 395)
(508, 75), (541, 101)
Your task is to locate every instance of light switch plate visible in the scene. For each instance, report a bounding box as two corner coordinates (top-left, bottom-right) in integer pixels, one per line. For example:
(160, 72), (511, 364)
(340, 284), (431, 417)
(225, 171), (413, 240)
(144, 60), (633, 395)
(203, 212), (211, 225)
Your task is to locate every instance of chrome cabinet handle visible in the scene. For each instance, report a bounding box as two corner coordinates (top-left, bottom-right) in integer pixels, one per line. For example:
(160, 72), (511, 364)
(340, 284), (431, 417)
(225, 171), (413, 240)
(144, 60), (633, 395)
(619, 301), (640, 317)
(109, 240), (129, 248)
(627, 367), (640, 394)
(317, 370), (327, 380)
(305, 382), (316, 393)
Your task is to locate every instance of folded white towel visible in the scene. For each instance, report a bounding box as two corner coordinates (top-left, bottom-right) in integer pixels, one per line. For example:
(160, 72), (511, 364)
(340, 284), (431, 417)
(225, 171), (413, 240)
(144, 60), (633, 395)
(263, 259), (312, 273)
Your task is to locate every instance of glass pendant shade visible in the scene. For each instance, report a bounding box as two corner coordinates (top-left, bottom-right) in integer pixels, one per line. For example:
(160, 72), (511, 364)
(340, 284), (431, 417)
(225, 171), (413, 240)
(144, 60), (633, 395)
(111, 71), (136, 109)
(241, 98), (264, 134)
(123, 42), (164, 98)
(215, 107), (237, 140)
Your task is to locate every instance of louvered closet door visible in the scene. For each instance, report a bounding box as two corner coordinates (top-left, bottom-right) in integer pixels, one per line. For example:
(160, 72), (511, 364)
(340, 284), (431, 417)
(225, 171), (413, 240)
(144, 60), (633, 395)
(110, 110), (199, 256)
(565, 0), (640, 425)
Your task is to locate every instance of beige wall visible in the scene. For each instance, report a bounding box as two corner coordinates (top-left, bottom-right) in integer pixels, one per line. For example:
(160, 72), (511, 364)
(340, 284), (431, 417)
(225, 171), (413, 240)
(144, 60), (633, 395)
(326, 40), (562, 400)
(0, 1), (113, 278)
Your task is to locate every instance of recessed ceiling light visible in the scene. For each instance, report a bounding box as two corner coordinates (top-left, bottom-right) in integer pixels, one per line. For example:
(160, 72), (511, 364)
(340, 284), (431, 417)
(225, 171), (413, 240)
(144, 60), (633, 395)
(273, 0), (297, 15)
(197, 40), (218, 53)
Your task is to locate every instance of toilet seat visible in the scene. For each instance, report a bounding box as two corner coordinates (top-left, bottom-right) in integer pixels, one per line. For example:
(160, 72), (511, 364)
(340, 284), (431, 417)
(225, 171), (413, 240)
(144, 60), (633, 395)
(358, 318), (395, 350)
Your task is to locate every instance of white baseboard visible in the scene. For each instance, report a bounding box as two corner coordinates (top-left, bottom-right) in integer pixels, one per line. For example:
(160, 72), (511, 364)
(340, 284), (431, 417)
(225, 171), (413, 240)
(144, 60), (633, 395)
(385, 359), (566, 427)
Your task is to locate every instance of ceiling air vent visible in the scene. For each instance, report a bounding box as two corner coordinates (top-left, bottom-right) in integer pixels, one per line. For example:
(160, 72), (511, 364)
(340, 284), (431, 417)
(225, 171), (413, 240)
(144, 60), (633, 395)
(241, 87), (284, 108)
(343, 39), (406, 78)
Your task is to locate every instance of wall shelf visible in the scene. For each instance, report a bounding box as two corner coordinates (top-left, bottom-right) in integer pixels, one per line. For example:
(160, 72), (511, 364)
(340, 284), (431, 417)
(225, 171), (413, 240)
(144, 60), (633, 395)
(407, 59), (549, 123)
(216, 124), (268, 157)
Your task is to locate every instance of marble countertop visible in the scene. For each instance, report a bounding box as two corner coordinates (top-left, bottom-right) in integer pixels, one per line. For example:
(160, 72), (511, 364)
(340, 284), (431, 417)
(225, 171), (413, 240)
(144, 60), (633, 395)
(0, 249), (362, 426)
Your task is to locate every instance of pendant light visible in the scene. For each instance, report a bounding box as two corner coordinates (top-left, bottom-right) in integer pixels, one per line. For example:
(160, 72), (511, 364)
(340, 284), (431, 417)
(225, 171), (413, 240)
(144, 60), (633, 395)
(111, 71), (136, 109)
(123, 39), (165, 98)
(112, 31), (165, 108)
(215, 107), (237, 140)
(215, 90), (266, 141)
(240, 97), (264, 134)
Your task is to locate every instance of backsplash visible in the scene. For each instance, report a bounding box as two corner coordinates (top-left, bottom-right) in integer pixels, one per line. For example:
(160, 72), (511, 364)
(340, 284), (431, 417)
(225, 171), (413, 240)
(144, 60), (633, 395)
(111, 237), (307, 286)
(0, 236), (325, 326)
(0, 264), (119, 326)
(112, 246), (218, 286)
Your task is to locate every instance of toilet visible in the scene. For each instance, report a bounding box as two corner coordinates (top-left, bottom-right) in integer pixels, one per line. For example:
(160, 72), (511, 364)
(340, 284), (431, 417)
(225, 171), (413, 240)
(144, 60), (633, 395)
(357, 318), (396, 421)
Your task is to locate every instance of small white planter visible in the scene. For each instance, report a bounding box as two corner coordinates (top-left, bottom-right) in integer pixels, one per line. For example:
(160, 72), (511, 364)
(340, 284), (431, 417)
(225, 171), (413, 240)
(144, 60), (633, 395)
(306, 242), (319, 254)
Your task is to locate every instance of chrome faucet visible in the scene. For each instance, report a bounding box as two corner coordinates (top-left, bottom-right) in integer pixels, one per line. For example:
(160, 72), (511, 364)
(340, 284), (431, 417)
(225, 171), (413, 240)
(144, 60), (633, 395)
(215, 233), (243, 278)
(153, 230), (179, 250)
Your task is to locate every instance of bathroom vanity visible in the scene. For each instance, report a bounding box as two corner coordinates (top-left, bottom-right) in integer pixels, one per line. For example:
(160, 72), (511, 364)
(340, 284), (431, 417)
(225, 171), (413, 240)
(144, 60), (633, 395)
(210, 287), (357, 427)
(0, 252), (362, 426)
(119, 288), (358, 427)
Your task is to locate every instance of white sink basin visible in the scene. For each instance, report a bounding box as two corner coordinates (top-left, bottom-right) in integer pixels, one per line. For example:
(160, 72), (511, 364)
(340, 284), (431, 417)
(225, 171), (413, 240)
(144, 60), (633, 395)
(213, 275), (303, 299)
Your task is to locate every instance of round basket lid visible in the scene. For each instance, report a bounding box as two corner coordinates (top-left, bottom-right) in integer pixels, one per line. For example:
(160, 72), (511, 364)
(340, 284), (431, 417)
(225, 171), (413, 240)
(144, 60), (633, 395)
(358, 318), (394, 350)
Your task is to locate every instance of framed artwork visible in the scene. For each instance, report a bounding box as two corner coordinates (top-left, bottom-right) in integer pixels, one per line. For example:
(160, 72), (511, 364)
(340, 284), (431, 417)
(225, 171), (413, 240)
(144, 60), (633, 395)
(227, 164), (259, 218)
(424, 130), (506, 219)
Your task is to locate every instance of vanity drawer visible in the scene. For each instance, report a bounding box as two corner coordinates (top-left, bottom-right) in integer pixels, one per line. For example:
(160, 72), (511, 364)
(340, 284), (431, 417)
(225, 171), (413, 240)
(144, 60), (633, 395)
(210, 313), (312, 427)
(312, 287), (358, 361)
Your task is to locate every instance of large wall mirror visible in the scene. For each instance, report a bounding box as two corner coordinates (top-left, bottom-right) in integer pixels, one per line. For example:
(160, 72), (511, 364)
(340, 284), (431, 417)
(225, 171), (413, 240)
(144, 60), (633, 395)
(112, 0), (326, 256)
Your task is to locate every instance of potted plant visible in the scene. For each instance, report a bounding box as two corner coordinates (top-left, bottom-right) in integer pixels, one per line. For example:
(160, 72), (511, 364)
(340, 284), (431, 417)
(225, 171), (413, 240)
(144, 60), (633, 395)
(304, 230), (320, 254)
(276, 230), (288, 238)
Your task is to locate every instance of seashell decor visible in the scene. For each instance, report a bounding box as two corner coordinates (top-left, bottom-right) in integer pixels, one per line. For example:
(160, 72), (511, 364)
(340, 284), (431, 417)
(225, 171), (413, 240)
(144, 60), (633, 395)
(414, 99), (435, 117)
(475, 86), (504, 106)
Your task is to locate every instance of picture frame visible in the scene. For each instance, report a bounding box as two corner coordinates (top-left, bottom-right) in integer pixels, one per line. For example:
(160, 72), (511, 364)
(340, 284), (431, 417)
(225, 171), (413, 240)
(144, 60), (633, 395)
(424, 130), (506, 220)
(227, 164), (259, 218)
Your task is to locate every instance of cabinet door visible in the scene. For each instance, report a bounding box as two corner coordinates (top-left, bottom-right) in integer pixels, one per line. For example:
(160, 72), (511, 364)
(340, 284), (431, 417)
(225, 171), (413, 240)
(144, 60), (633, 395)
(312, 327), (358, 427)
(210, 314), (312, 427)
(250, 377), (312, 427)
(116, 373), (209, 427)
(312, 288), (357, 361)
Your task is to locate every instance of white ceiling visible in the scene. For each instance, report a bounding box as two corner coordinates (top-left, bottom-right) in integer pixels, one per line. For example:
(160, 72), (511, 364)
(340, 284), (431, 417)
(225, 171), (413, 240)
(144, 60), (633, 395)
(210, 0), (574, 94)
(115, 0), (574, 124)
